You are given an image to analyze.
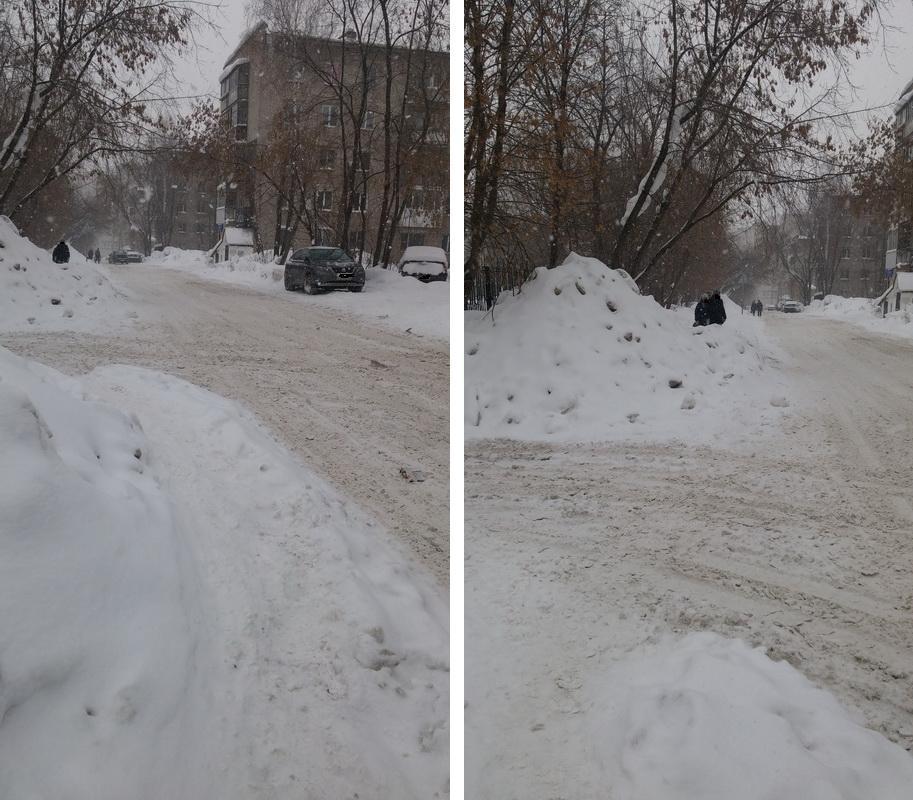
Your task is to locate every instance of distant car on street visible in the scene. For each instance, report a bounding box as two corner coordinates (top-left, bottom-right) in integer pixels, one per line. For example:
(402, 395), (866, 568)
(779, 300), (803, 313)
(108, 249), (143, 264)
(284, 246), (365, 293)
(397, 246), (448, 282)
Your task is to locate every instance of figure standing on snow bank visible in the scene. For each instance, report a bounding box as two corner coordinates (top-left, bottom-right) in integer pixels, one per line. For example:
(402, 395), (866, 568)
(694, 293), (711, 327)
(707, 290), (727, 325)
(52, 241), (70, 264)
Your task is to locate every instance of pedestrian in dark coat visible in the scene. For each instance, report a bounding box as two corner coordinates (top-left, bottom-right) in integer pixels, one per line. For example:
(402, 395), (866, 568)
(756, 299), (763, 317)
(52, 241), (70, 264)
(94, 248), (101, 263)
(708, 290), (727, 325)
(693, 294), (711, 327)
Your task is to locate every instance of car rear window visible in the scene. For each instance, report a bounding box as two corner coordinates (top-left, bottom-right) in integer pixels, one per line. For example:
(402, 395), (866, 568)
(308, 247), (350, 261)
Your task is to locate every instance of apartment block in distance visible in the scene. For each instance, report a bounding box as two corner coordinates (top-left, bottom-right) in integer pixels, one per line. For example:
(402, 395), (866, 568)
(216, 22), (448, 264)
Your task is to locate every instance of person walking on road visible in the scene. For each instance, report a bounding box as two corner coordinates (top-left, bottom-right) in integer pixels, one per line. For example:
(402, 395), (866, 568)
(52, 241), (70, 264)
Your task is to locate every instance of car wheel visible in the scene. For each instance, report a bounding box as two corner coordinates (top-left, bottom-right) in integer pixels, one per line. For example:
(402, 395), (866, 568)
(303, 271), (319, 295)
(284, 271), (294, 291)
(348, 285), (363, 293)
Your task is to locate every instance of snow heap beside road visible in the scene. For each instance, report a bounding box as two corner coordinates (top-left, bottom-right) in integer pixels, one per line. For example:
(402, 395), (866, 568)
(591, 633), (913, 800)
(0, 344), (449, 798)
(0, 346), (218, 798)
(806, 294), (913, 340)
(465, 253), (787, 443)
(148, 246), (449, 339)
(0, 216), (129, 333)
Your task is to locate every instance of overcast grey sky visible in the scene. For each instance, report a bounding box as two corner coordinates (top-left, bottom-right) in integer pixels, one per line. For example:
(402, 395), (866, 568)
(170, 0), (911, 117)
(845, 0), (913, 114)
(171, 0), (248, 103)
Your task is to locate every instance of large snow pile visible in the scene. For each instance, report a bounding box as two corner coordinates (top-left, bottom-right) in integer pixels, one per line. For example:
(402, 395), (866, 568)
(805, 294), (913, 340)
(590, 633), (913, 799)
(149, 246), (449, 339)
(0, 345), (448, 798)
(465, 254), (787, 443)
(0, 346), (218, 797)
(806, 294), (877, 317)
(146, 245), (209, 268)
(0, 216), (129, 332)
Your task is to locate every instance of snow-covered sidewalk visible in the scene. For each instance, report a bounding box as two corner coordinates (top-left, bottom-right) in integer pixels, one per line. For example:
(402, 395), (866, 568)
(804, 294), (913, 340)
(0, 216), (134, 333)
(146, 247), (449, 339)
(0, 345), (448, 799)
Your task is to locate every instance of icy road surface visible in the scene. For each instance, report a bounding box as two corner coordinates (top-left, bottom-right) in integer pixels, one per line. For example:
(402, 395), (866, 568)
(466, 313), (913, 796)
(1, 264), (448, 584)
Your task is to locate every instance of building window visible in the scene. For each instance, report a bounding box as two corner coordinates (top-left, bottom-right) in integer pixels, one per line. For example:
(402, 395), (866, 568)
(361, 111), (376, 131)
(220, 62), (249, 141)
(358, 150), (370, 172)
(177, 221), (186, 233)
(400, 231), (425, 249)
(317, 190), (333, 210)
(319, 148), (336, 170)
(176, 196), (187, 213)
(353, 190), (367, 212)
(195, 222), (204, 234)
(407, 187), (426, 209)
(862, 239), (874, 260)
(841, 239), (851, 259)
(196, 194), (207, 213)
(347, 228), (365, 252)
(321, 105), (339, 127)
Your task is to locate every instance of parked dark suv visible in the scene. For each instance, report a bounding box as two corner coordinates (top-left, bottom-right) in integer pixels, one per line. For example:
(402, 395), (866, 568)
(284, 247), (365, 294)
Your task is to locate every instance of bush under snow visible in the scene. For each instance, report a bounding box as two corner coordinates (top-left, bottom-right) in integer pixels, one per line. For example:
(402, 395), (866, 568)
(0, 216), (129, 332)
(465, 254), (787, 443)
(590, 633), (913, 799)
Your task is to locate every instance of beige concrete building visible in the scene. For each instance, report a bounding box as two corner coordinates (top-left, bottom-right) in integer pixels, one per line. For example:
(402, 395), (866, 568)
(886, 77), (913, 275)
(216, 24), (448, 263)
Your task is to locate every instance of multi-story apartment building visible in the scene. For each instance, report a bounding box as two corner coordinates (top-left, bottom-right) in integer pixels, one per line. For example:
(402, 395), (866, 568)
(215, 23), (448, 263)
(829, 198), (888, 298)
(168, 176), (219, 251)
(885, 76), (913, 275)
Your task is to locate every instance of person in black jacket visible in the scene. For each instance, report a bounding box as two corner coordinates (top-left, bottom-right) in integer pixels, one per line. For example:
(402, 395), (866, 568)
(694, 293), (711, 327)
(708, 290), (727, 325)
(51, 241), (70, 264)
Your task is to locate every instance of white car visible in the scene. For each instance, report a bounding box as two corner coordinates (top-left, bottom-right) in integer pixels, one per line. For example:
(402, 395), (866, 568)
(397, 246), (448, 282)
(779, 300), (803, 313)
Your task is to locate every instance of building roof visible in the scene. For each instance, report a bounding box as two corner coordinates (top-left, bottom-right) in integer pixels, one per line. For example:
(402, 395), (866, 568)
(894, 76), (913, 114)
(219, 57), (249, 84)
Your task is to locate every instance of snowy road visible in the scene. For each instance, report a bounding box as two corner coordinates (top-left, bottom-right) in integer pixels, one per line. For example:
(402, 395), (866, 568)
(465, 314), (913, 796)
(1, 264), (448, 584)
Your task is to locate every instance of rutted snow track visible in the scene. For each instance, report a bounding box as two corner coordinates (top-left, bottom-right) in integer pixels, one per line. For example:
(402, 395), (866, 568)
(1, 265), (448, 584)
(465, 314), (913, 797)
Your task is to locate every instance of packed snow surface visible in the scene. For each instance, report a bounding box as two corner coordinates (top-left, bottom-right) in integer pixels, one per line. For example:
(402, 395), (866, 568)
(146, 247), (448, 339)
(465, 253), (787, 443)
(0, 216), (130, 333)
(590, 633), (913, 800)
(0, 345), (448, 798)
